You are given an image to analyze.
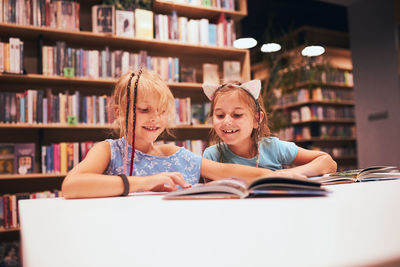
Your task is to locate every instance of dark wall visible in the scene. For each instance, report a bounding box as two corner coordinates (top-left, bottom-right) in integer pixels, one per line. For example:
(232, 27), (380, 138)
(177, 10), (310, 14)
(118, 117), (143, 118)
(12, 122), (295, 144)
(348, 0), (400, 167)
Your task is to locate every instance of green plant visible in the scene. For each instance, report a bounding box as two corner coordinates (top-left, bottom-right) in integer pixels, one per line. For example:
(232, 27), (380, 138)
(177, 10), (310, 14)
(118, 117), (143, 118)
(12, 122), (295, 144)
(261, 49), (334, 134)
(102, 0), (154, 10)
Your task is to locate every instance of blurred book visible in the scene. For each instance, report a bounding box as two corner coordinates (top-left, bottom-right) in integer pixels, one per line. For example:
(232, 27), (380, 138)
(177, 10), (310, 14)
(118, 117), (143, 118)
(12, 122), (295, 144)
(116, 10), (134, 37)
(92, 5), (115, 34)
(202, 63), (219, 84)
(135, 9), (154, 39)
(312, 166), (400, 185)
(14, 143), (35, 174)
(0, 144), (14, 174)
(223, 60), (241, 82)
(180, 66), (197, 83)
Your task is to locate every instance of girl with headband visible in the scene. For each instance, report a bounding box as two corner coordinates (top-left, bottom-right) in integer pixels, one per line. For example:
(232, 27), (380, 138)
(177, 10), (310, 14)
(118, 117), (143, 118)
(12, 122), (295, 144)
(202, 80), (337, 177)
(62, 69), (306, 199)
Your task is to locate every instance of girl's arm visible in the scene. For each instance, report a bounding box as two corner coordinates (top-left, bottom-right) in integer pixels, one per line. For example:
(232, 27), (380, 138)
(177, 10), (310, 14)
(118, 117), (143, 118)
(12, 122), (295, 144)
(283, 147), (337, 177)
(200, 158), (306, 183)
(62, 141), (190, 199)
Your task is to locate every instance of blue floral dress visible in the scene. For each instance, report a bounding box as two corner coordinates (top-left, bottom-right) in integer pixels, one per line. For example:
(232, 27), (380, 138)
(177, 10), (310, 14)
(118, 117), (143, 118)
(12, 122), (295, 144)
(104, 138), (202, 185)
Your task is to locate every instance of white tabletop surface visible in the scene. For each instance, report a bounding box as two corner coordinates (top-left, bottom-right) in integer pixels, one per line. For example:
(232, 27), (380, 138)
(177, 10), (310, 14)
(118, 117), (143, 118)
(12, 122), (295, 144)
(19, 180), (400, 267)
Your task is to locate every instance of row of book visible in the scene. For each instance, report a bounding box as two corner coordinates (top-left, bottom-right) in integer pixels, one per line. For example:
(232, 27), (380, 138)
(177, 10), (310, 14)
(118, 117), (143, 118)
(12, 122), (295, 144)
(41, 141), (94, 174)
(165, 0), (236, 11)
(0, 137), (209, 176)
(155, 139), (207, 156)
(278, 125), (356, 141)
(0, 90), (114, 125)
(0, 37), (24, 74)
(203, 61), (241, 84)
(42, 43), (180, 82)
(0, 90), (211, 126)
(43, 41), (242, 83)
(290, 105), (354, 123)
(154, 12), (236, 47)
(0, 191), (61, 229)
(0, 0), (80, 30)
(298, 68), (354, 86)
(92, 6), (237, 48)
(274, 87), (354, 106)
(0, 143), (35, 175)
(309, 145), (357, 159)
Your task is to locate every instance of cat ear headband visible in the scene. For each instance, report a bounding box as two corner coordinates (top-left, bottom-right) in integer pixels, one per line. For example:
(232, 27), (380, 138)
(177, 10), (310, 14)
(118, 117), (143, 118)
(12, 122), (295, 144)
(203, 79), (263, 123)
(202, 79), (261, 101)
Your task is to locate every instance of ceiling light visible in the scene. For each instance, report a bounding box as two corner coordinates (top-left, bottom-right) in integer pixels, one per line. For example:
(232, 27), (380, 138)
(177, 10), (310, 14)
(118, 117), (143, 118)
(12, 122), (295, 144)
(261, 43), (281, 53)
(233, 38), (257, 49)
(301, 45), (325, 57)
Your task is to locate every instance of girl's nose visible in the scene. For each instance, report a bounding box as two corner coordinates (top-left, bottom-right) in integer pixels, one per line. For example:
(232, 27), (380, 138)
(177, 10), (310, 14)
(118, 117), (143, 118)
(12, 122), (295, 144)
(223, 116), (233, 125)
(150, 111), (161, 121)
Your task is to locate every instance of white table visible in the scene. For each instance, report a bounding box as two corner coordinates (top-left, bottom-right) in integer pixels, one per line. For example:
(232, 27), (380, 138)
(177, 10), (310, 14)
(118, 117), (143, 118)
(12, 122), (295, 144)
(19, 180), (400, 267)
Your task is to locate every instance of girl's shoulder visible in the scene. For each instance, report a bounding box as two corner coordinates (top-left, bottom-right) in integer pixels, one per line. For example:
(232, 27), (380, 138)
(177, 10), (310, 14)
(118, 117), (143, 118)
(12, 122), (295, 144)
(260, 136), (279, 145)
(92, 140), (111, 152)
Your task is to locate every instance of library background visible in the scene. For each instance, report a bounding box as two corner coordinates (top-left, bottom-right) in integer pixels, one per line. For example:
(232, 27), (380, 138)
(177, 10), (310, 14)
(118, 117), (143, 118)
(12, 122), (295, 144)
(0, 0), (399, 264)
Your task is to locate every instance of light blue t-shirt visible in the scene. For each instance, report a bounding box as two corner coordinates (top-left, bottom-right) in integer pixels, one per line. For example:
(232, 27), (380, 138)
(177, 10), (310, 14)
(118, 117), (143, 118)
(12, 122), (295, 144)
(104, 138), (202, 185)
(203, 137), (298, 171)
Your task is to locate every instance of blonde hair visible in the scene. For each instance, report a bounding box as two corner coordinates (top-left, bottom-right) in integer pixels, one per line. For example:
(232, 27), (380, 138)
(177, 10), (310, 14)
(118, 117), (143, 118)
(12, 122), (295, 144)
(111, 68), (176, 138)
(208, 83), (271, 158)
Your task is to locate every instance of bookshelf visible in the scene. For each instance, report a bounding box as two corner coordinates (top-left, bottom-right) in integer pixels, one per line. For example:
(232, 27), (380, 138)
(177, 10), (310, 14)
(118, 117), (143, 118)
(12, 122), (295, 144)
(0, 0), (250, 233)
(254, 45), (357, 170)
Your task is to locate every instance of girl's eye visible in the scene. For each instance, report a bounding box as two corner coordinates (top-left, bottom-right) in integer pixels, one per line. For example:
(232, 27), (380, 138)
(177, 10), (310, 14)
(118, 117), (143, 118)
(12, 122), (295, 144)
(138, 108), (149, 112)
(215, 114), (225, 119)
(233, 114), (243, 118)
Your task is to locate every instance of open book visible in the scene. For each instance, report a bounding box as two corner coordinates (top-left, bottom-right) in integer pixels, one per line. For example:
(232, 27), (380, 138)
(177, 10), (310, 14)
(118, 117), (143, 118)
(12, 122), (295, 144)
(163, 176), (328, 200)
(311, 166), (400, 185)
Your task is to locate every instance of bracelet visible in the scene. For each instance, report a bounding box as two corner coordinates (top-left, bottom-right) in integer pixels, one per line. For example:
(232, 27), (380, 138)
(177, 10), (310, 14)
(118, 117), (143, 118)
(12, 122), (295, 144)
(118, 174), (130, 196)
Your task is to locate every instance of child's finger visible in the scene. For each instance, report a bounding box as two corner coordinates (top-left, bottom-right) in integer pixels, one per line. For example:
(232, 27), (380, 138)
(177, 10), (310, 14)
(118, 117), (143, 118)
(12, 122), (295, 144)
(168, 172), (191, 188)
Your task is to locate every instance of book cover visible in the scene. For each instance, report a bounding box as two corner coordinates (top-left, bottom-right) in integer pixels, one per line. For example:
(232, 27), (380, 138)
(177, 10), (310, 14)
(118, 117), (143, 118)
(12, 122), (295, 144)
(0, 144), (14, 174)
(92, 5), (115, 34)
(164, 176), (327, 199)
(135, 9), (154, 39)
(191, 103), (210, 125)
(223, 60), (241, 82)
(180, 66), (197, 83)
(60, 142), (67, 174)
(0, 241), (21, 266)
(14, 143), (35, 174)
(208, 24), (217, 46)
(312, 166), (400, 185)
(0, 197), (3, 228)
(116, 10), (134, 38)
(202, 63), (219, 84)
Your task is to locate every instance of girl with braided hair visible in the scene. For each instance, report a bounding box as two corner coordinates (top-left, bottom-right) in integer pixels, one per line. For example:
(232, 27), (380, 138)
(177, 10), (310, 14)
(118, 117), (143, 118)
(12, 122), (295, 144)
(62, 69), (306, 199)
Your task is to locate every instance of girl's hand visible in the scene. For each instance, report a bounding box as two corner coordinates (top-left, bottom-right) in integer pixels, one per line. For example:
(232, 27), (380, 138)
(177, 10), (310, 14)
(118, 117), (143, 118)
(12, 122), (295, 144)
(273, 169), (308, 179)
(143, 172), (192, 192)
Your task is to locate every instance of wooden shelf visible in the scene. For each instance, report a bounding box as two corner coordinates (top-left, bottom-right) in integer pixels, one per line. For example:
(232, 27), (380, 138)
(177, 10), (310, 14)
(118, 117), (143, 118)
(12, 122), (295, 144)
(153, 0), (247, 22)
(0, 23), (247, 60)
(291, 119), (355, 125)
(272, 100), (355, 111)
(0, 73), (115, 87)
(0, 173), (65, 180)
(333, 156), (358, 161)
(0, 123), (116, 129)
(0, 227), (19, 233)
(292, 137), (356, 143)
(292, 81), (353, 89)
(0, 123), (210, 130)
(0, 73), (208, 92)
